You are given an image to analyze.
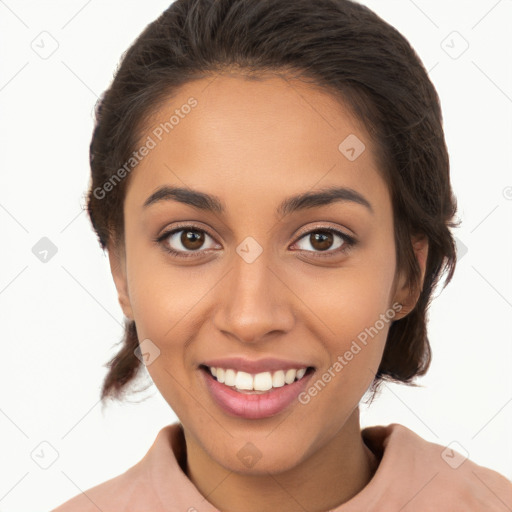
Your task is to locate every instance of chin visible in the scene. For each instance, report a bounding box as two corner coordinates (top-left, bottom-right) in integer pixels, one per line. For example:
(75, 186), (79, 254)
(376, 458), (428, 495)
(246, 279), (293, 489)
(219, 447), (308, 476)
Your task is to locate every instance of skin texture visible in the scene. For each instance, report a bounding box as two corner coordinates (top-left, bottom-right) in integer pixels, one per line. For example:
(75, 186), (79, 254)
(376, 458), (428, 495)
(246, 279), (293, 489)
(108, 73), (428, 512)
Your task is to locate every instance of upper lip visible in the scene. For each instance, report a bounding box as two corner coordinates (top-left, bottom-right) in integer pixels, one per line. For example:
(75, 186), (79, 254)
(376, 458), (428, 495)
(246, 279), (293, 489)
(201, 357), (315, 374)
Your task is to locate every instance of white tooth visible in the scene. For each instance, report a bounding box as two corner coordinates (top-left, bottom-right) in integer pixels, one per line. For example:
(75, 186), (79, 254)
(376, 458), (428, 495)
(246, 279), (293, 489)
(296, 368), (306, 380)
(210, 366), (217, 377)
(224, 369), (236, 387)
(284, 369), (297, 384)
(253, 372), (273, 391)
(235, 371), (254, 390)
(216, 367), (225, 383)
(272, 370), (285, 388)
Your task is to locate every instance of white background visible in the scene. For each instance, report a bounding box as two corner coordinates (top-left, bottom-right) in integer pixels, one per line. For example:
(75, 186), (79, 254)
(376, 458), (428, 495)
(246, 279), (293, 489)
(0, 1), (511, 510)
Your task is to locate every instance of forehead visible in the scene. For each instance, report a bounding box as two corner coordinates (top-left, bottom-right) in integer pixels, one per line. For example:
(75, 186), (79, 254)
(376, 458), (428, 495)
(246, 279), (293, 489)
(125, 73), (390, 218)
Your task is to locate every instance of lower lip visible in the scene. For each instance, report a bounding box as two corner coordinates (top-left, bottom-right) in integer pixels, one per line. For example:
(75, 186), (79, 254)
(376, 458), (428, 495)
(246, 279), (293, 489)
(200, 367), (314, 420)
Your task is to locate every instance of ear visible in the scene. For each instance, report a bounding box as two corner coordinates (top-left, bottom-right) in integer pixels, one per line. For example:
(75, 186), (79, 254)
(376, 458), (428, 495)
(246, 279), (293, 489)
(107, 243), (134, 321)
(392, 233), (429, 321)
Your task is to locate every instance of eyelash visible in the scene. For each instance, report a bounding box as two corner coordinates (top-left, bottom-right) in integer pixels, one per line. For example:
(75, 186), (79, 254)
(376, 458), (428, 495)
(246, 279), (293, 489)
(154, 224), (357, 260)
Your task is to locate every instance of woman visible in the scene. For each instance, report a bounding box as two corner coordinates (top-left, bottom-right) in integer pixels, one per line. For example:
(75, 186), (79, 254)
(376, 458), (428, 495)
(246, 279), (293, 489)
(52, 0), (512, 510)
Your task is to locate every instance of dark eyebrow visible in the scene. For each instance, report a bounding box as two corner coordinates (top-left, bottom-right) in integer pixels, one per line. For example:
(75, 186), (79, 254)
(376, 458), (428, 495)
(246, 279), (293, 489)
(143, 185), (373, 216)
(277, 186), (373, 216)
(144, 185), (224, 213)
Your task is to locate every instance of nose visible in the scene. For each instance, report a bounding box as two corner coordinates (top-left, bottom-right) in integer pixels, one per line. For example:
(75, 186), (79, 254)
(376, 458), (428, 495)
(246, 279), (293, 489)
(212, 249), (295, 344)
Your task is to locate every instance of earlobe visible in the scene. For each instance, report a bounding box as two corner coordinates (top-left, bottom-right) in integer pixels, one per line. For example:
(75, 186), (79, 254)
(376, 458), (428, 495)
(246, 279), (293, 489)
(107, 244), (134, 321)
(392, 233), (429, 321)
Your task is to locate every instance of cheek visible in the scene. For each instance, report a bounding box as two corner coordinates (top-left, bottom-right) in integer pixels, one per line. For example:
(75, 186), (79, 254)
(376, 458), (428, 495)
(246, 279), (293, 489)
(293, 253), (396, 338)
(295, 279), (394, 426)
(124, 231), (209, 342)
(125, 259), (204, 410)
(290, 249), (396, 387)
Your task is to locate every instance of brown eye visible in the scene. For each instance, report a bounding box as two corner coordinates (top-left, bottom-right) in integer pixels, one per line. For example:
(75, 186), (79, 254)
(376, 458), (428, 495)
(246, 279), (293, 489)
(180, 229), (205, 250)
(291, 227), (356, 258)
(157, 226), (219, 258)
(309, 231), (334, 251)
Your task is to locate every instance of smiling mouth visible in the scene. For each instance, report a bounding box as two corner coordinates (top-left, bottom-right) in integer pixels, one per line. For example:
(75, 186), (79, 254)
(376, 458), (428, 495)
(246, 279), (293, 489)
(199, 364), (315, 394)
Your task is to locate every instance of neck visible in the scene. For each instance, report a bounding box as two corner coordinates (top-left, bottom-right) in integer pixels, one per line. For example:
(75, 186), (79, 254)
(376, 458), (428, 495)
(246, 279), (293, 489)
(182, 408), (379, 512)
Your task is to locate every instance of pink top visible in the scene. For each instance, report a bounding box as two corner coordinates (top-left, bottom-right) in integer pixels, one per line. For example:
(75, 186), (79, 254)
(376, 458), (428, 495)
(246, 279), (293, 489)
(52, 422), (512, 511)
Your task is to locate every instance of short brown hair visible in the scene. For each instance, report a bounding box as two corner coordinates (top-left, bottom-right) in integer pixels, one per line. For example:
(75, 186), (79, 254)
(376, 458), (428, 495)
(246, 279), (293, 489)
(87, 0), (459, 403)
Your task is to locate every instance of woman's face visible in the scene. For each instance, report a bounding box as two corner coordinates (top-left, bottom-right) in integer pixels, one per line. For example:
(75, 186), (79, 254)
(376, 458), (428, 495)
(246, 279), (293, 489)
(110, 73), (425, 473)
